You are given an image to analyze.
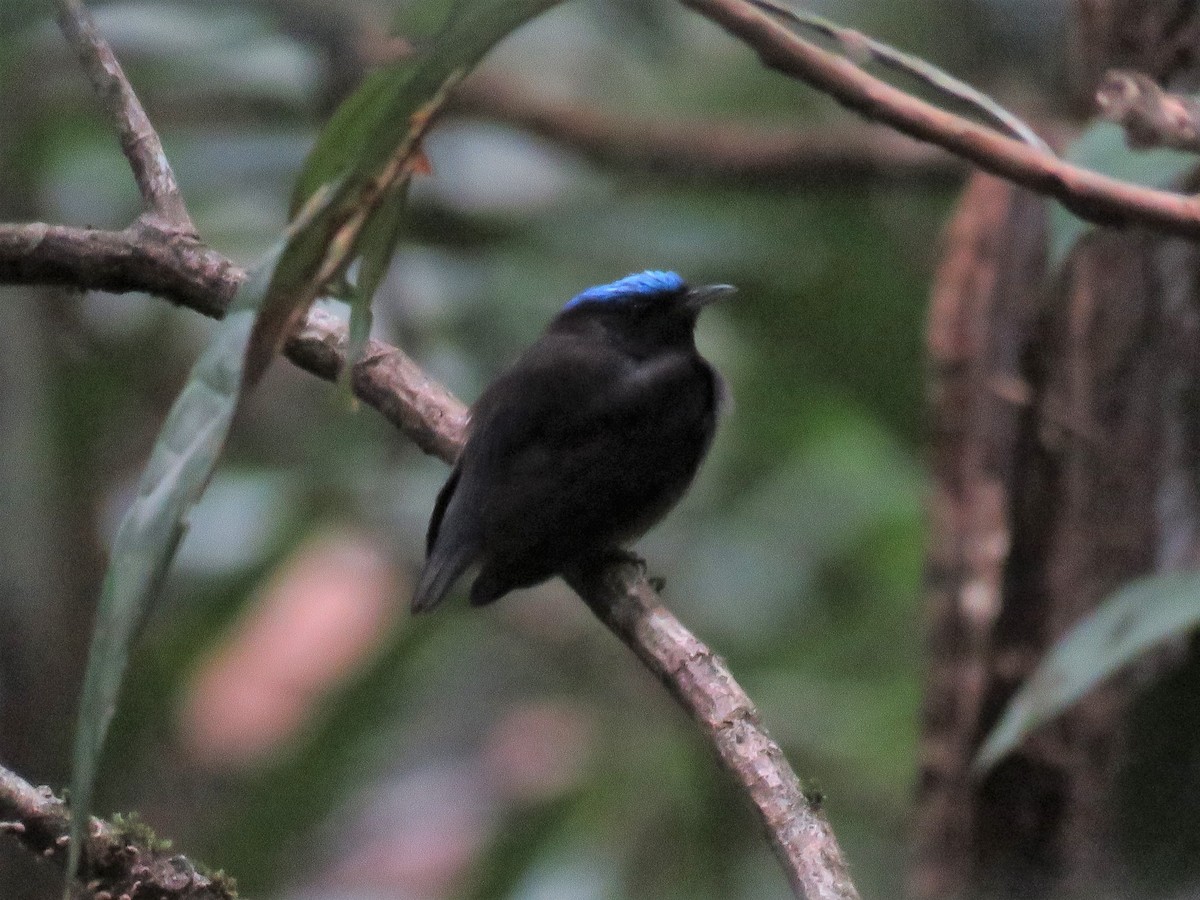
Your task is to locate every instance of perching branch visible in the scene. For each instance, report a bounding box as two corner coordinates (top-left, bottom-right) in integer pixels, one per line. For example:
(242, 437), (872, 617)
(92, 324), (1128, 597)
(680, 0), (1200, 236)
(567, 564), (858, 900)
(1096, 69), (1200, 154)
(0, 762), (235, 899)
(54, 0), (193, 230)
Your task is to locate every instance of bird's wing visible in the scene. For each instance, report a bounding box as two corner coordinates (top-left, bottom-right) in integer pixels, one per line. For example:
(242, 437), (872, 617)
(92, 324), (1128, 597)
(457, 334), (713, 556)
(425, 462), (461, 553)
(413, 461), (480, 613)
(466, 334), (645, 458)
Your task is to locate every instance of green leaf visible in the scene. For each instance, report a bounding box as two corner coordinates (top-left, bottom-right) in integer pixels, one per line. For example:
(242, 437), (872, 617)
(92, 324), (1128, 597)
(64, 240), (286, 891)
(337, 181), (411, 395)
(290, 0), (565, 214)
(248, 0), (564, 389)
(392, 0), (459, 41)
(1048, 122), (1198, 269)
(288, 69), (399, 215)
(974, 571), (1200, 773)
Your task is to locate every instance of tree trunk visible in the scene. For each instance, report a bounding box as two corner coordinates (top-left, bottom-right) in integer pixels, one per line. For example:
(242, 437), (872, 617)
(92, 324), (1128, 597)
(911, 2), (1200, 897)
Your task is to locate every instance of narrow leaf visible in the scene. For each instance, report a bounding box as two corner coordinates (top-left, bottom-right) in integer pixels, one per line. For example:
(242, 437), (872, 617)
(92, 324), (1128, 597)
(64, 240), (286, 889)
(249, 0), (564, 388)
(292, 0), (564, 214)
(337, 180), (411, 396)
(974, 571), (1200, 773)
(747, 0), (1051, 153)
(1048, 122), (1197, 268)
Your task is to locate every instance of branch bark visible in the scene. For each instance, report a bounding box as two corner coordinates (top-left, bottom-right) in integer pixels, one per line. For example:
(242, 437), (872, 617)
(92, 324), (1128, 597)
(0, 222), (237, 317)
(55, 0), (192, 231)
(0, 763), (234, 899)
(680, 0), (1200, 236)
(567, 565), (857, 900)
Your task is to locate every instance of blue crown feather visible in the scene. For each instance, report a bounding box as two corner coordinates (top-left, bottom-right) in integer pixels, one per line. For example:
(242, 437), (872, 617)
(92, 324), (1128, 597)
(563, 270), (685, 310)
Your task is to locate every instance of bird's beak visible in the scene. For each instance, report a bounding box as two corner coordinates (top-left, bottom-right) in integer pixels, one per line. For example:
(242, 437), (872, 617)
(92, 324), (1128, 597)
(685, 283), (736, 311)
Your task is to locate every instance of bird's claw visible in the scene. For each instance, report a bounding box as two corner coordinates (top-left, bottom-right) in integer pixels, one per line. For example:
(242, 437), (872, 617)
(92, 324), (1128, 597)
(598, 549), (666, 592)
(604, 548), (647, 572)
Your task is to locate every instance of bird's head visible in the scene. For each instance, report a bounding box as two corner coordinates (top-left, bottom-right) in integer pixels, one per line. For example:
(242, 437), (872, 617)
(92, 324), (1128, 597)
(556, 270), (734, 345)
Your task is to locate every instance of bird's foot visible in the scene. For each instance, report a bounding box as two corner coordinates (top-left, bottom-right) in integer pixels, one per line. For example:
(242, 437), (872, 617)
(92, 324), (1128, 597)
(596, 549), (665, 592)
(600, 547), (646, 571)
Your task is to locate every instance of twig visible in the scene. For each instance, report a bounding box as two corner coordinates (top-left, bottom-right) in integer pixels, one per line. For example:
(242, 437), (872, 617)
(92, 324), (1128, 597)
(453, 75), (964, 187)
(54, 0), (193, 230)
(1096, 69), (1200, 153)
(679, 0), (1200, 236)
(0, 762), (235, 899)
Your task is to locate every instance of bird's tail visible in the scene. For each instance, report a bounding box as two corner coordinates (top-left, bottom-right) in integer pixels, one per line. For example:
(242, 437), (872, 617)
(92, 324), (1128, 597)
(411, 541), (477, 613)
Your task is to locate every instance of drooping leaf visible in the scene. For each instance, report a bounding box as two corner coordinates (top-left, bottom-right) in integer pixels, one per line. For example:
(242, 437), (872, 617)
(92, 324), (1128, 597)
(974, 571), (1200, 773)
(1048, 122), (1197, 269)
(747, 0), (1050, 153)
(290, 0), (565, 211)
(66, 4), (567, 882)
(392, 0), (459, 42)
(247, 0), (565, 388)
(337, 181), (411, 396)
(64, 236), (291, 889)
(287, 70), (399, 216)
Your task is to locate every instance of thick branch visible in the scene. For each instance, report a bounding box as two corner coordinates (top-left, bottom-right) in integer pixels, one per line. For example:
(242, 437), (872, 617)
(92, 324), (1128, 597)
(55, 0), (193, 229)
(680, 0), (1200, 236)
(0, 762), (235, 899)
(0, 222), (237, 317)
(287, 307), (470, 461)
(567, 564), (858, 900)
(453, 75), (964, 187)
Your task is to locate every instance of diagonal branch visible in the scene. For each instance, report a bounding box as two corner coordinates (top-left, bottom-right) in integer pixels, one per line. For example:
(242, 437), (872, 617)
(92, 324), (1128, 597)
(0, 762), (234, 899)
(567, 565), (858, 900)
(680, 0), (1200, 237)
(55, 0), (193, 230)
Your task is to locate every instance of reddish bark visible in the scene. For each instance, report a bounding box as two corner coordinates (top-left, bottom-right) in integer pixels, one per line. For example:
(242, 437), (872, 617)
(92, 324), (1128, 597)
(913, 3), (1200, 896)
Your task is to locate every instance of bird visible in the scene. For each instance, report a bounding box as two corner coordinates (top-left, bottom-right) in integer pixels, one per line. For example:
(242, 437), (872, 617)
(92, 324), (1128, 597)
(411, 270), (734, 613)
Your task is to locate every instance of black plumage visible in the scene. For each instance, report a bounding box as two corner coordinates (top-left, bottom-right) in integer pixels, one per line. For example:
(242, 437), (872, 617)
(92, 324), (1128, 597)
(412, 270), (733, 612)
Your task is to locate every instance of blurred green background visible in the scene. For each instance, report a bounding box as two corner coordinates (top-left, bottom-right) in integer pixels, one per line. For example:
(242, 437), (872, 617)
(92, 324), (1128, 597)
(0, 1), (1067, 897)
